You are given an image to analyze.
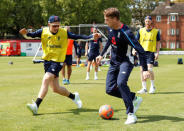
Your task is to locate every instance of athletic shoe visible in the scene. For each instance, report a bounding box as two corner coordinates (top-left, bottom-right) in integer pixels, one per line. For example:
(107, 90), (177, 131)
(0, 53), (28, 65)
(149, 87), (155, 94)
(73, 92), (82, 108)
(66, 80), (70, 85)
(94, 76), (98, 80)
(133, 96), (143, 113)
(63, 79), (67, 85)
(124, 113), (137, 125)
(137, 88), (147, 94)
(27, 100), (38, 115)
(86, 76), (89, 80)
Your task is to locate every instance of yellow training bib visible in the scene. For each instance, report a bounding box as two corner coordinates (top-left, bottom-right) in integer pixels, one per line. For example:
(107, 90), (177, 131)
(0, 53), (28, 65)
(41, 27), (68, 62)
(139, 28), (158, 52)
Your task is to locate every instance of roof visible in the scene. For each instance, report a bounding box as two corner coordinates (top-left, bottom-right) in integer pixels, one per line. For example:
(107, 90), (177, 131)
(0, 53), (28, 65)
(151, 2), (184, 15)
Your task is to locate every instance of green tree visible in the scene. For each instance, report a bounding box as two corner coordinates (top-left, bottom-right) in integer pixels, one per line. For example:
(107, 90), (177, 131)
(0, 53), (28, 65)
(0, 0), (132, 38)
(130, 0), (164, 26)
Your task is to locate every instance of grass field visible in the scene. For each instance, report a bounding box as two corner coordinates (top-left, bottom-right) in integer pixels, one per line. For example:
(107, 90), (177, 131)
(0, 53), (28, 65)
(0, 55), (184, 131)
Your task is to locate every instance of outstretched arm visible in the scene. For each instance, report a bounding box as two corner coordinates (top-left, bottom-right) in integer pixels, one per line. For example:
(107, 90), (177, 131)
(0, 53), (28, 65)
(67, 31), (101, 41)
(19, 28), (42, 39)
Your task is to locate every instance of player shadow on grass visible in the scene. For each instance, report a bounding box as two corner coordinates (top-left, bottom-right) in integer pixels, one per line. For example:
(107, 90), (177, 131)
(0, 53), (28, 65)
(71, 82), (105, 85)
(155, 92), (184, 94)
(37, 108), (122, 120)
(138, 115), (184, 123)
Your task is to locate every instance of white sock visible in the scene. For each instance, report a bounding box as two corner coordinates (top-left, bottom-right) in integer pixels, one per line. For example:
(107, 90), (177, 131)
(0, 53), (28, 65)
(90, 65), (93, 70)
(150, 80), (154, 88)
(142, 81), (147, 89)
(87, 72), (90, 77)
(94, 72), (98, 77)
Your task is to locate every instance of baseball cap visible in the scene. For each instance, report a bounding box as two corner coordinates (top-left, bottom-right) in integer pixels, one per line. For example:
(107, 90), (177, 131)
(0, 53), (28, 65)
(48, 15), (61, 23)
(145, 16), (152, 20)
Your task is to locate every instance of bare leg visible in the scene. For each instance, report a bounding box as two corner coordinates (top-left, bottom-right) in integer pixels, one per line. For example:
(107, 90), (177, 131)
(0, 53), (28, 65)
(38, 72), (55, 99)
(61, 63), (66, 80)
(148, 64), (154, 80)
(50, 77), (70, 96)
(67, 65), (72, 80)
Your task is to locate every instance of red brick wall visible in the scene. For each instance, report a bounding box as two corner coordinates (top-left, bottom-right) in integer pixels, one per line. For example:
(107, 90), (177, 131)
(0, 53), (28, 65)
(152, 15), (184, 50)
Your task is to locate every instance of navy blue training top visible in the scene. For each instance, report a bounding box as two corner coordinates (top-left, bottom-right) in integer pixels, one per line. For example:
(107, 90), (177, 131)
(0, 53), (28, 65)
(88, 38), (102, 55)
(100, 24), (148, 71)
(27, 28), (93, 40)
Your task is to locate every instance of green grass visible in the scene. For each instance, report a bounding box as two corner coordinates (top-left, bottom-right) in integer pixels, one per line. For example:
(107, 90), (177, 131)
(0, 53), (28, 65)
(0, 55), (184, 131)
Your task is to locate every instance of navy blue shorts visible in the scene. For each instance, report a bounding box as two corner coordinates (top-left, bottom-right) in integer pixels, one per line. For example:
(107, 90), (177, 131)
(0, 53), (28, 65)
(64, 55), (72, 66)
(145, 51), (155, 64)
(75, 47), (81, 58)
(44, 60), (63, 77)
(88, 53), (99, 62)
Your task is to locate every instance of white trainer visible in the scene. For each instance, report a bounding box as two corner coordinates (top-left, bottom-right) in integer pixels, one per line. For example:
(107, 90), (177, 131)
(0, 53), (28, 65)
(137, 88), (147, 94)
(94, 76), (98, 80)
(124, 113), (137, 125)
(149, 87), (155, 94)
(73, 92), (82, 108)
(133, 96), (143, 113)
(27, 100), (38, 115)
(86, 76), (89, 80)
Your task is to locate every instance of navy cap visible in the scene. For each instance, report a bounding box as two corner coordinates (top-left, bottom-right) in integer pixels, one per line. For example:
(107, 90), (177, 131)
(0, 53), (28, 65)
(145, 16), (152, 20)
(48, 15), (61, 23)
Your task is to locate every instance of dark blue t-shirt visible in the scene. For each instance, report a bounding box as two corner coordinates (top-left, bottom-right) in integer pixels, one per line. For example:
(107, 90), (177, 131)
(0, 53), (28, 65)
(100, 24), (148, 71)
(88, 38), (102, 55)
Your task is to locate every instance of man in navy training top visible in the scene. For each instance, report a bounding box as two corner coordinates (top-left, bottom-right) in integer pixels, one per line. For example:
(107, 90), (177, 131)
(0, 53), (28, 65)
(85, 28), (103, 80)
(96, 8), (150, 125)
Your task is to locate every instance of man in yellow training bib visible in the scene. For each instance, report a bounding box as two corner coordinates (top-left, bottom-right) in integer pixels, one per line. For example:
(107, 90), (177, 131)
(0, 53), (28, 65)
(133, 16), (160, 94)
(19, 15), (101, 115)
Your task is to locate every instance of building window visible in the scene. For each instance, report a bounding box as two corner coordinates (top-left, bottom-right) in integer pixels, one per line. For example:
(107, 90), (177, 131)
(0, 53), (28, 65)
(176, 42), (180, 48)
(170, 15), (175, 21)
(171, 29), (175, 35)
(167, 30), (170, 35)
(176, 29), (179, 35)
(167, 42), (169, 48)
(170, 42), (175, 49)
(156, 16), (161, 22)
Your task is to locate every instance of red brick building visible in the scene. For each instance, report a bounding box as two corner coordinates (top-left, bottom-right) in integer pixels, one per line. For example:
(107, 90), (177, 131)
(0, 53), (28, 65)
(151, 0), (184, 50)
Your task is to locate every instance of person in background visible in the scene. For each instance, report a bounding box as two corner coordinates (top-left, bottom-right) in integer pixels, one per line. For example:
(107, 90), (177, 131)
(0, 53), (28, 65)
(61, 27), (77, 85)
(133, 16), (160, 94)
(85, 28), (103, 80)
(74, 41), (82, 67)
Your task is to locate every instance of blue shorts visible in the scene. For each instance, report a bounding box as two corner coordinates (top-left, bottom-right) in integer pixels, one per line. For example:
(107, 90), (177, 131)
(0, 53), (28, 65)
(44, 60), (63, 77)
(88, 53), (99, 62)
(75, 47), (81, 58)
(145, 51), (155, 64)
(64, 55), (72, 66)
